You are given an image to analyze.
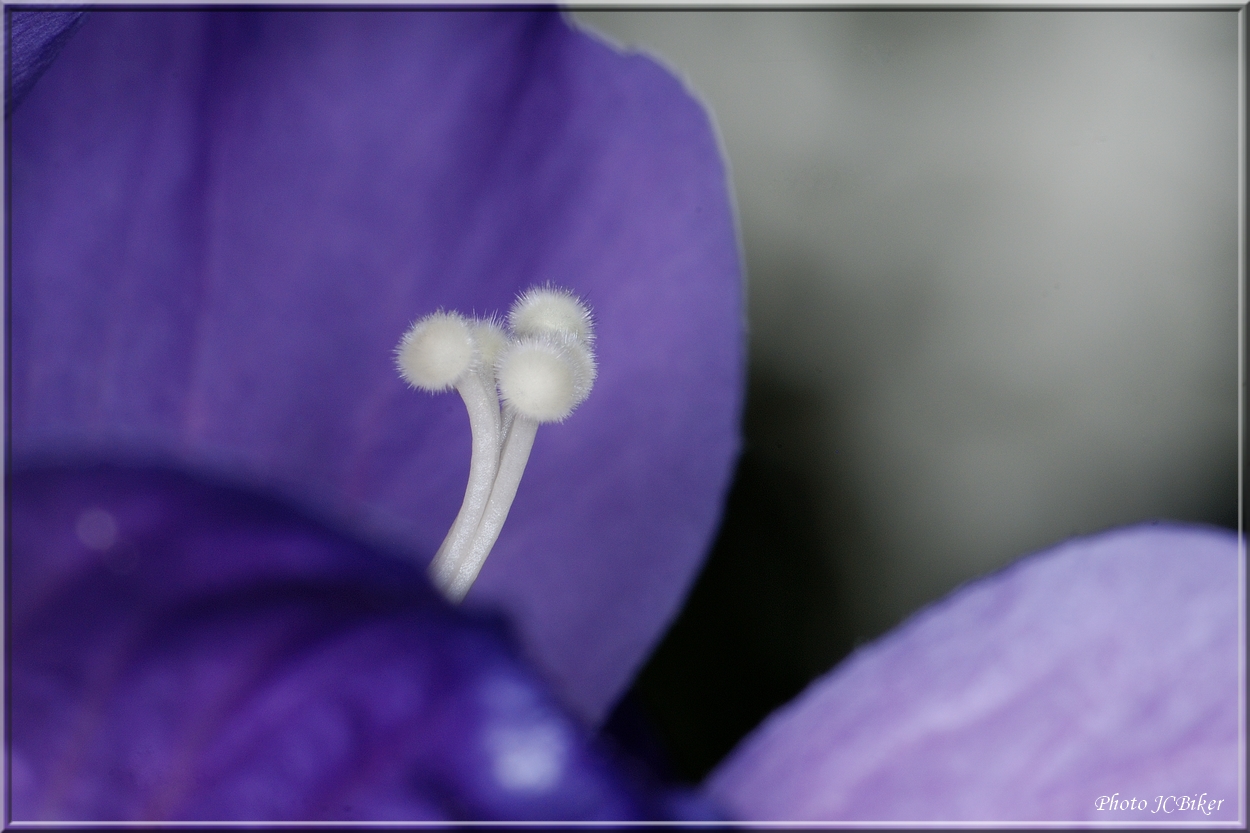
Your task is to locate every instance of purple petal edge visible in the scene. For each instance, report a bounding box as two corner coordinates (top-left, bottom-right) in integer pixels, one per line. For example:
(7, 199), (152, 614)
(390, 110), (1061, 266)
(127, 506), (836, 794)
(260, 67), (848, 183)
(707, 523), (1242, 822)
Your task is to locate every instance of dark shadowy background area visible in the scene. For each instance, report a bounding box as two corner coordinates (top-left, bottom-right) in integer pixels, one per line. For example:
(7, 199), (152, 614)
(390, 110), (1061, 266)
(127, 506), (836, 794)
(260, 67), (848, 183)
(616, 371), (865, 780)
(577, 11), (1241, 782)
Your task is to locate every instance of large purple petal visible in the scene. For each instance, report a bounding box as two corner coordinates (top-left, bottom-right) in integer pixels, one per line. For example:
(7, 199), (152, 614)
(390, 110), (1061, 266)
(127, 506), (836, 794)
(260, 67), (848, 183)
(8, 464), (713, 821)
(9, 10), (743, 724)
(706, 524), (1241, 822)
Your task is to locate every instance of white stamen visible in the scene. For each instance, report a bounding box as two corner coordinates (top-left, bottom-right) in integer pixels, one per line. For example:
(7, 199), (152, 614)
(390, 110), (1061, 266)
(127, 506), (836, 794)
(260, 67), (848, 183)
(397, 288), (595, 604)
(398, 312), (502, 597)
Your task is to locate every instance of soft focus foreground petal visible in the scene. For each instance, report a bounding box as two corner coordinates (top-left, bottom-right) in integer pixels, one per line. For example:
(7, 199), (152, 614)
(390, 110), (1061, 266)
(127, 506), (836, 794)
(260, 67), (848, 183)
(707, 524), (1241, 822)
(9, 10), (743, 725)
(9, 464), (712, 822)
(5, 10), (86, 114)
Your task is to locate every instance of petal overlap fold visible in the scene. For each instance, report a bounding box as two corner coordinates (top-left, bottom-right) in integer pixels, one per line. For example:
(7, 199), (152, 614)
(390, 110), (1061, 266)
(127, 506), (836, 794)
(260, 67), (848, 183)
(9, 464), (710, 821)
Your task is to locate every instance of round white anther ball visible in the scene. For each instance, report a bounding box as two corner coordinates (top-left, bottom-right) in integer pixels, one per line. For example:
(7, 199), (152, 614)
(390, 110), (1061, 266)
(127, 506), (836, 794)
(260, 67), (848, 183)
(396, 312), (476, 392)
(472, 318), (510, 371)
(509, 287), (595, 345)
(498, 339), (595, 423)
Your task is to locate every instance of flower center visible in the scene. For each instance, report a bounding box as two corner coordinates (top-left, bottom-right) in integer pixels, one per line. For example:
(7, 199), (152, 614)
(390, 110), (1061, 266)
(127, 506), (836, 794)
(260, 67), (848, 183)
(396, 287), (597, 603)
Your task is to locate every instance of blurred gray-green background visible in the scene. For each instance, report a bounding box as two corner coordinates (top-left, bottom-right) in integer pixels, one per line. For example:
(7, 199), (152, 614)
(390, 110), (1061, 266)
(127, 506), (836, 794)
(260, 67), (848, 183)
(572, 11), (1240, 780)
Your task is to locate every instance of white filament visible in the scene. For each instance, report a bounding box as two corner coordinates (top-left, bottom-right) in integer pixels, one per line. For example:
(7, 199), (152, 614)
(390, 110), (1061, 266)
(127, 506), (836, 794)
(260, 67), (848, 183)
(427, 369), (501, 594)
(442, 414), (539, 602)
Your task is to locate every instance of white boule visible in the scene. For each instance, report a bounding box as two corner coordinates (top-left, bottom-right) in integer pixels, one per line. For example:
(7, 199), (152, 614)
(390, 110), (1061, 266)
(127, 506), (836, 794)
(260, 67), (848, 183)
(472, 317), (510, 372)
(497, 337), (596, 423)
(508, 286), (595, 345)
(561, 339), (597, 401)
(396, 311), (477, 392)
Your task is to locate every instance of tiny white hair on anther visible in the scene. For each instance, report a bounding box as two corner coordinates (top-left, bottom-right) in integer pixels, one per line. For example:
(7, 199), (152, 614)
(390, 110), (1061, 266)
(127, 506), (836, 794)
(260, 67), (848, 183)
(507, 286), (595, 346)
(396, 311), (477, 392)
(496, 336), (596, 424)
(472, 317), (510, 372)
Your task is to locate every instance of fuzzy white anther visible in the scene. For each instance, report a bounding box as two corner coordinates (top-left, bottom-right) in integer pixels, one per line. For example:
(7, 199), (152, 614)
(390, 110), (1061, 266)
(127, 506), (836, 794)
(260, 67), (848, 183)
(508, 287), (595, 346)
(472, 317), (509, 372)
(396, 312), (477, 392)
(497, 337), (596, 424)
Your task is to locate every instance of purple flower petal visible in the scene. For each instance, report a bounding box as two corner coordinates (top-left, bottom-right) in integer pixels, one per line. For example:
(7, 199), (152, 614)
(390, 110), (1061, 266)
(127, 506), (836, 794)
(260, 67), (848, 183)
(9, 463), (710, 821)
(8, 10), (743, 724)
(5, 10), (86, 113)
(706, 524), (1240, 822)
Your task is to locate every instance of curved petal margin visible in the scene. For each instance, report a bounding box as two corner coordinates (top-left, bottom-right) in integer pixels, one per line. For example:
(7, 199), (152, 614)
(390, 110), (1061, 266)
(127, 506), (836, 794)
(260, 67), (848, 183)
(707, 523), (1242, 822)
